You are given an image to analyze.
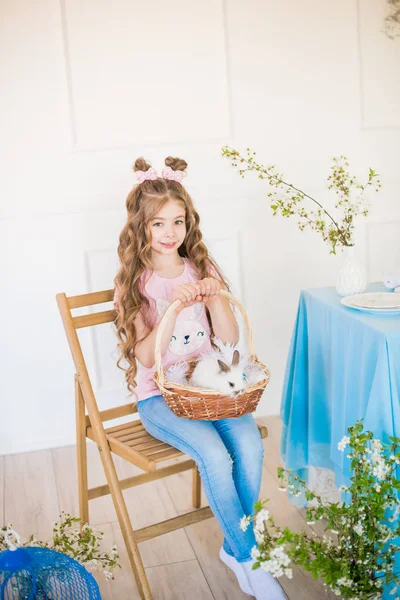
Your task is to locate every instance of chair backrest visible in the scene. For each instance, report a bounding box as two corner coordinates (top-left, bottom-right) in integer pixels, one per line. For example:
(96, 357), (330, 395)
(56, 289), (137, 443)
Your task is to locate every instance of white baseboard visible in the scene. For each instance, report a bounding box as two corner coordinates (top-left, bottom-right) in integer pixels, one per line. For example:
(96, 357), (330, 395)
(0, 433), (77, 456)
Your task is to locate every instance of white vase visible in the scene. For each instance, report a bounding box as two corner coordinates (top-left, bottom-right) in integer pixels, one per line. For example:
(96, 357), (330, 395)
(336, 246), (367, 297)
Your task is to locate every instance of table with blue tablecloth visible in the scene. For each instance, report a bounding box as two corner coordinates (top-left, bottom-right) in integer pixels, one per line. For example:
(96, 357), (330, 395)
(280, 282), (400, 597)
(281, 282), (400, 488)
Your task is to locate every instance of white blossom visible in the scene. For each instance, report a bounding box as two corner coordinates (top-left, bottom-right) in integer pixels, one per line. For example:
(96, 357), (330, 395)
(255, 529), (264, 544)
(254, 509), (270, 534)
(337, 576), (353, 588)
(371, 439), (383, 452)
(2, 528), (21, 551)
(354, 523), (363, 536)
(258, 545), (291, 579)
(240, 515), (251, 532)
(284, 568), (293, 579)
(338, 436), (350, 452)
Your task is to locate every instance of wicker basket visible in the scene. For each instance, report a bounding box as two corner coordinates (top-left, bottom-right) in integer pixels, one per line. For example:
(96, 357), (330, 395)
(153, 289), (271, 420)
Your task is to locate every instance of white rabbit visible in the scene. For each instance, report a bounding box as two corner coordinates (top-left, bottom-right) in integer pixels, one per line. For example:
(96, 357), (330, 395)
(189, 350), (248, 397)
(165, 361), (188, 385)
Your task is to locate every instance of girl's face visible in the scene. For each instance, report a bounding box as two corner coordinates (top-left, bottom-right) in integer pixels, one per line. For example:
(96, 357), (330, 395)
(148, 199), (186, 255)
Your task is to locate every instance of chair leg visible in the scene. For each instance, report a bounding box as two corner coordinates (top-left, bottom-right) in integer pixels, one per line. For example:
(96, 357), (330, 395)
(75, 375), (89, 526)
(98, 447), (152, 600)
(192, 466), (202, 509)
(75, 377), (151, 598)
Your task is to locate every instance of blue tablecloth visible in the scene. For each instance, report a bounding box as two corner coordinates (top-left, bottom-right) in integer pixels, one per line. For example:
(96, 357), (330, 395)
(280, 282), (400, 597)
(281, 282), (400, 486)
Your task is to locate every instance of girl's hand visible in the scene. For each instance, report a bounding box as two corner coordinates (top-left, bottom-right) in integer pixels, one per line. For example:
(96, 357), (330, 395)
(172, 283), (202, 313)
(196, 277), (223, 306)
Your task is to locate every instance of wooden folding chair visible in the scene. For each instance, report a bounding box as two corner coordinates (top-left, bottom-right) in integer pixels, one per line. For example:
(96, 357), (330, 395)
(56, 288), (269, 600)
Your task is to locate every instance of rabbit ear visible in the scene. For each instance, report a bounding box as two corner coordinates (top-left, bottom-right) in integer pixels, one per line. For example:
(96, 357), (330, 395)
(217, 360), (231, 373)
(232, 350), (240, 366)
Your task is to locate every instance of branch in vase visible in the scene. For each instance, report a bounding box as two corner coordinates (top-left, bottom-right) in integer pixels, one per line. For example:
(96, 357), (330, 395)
(221, 147), (381, 255)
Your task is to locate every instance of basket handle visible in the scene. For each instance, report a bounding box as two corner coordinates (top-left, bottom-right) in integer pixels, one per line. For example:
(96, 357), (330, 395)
(154, 289), (256, 386)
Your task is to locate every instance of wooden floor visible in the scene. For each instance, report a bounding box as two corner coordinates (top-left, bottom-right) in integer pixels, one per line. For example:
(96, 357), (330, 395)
(1, 416), (337, 600)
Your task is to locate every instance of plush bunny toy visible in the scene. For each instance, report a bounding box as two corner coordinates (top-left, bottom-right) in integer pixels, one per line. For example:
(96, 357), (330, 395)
(189, 349), (248, 397)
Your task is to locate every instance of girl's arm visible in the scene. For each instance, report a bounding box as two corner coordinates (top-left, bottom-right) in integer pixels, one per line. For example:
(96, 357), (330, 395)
(134, 311), (178, 369)
(196, 269), (239, 345)
(206, 294), (239, 345)
(114, 280), (177, 368)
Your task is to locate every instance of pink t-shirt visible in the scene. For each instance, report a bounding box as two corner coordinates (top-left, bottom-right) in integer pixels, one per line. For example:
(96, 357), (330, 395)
(115, 257), (218, 402)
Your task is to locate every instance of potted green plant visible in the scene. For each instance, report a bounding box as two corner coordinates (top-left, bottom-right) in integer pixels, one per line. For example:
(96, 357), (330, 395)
(240, 421), (400, 599)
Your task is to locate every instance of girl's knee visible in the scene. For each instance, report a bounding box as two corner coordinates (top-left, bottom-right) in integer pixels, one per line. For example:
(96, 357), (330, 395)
(233, 433), (265, 464)
(196, 445), (232, 476)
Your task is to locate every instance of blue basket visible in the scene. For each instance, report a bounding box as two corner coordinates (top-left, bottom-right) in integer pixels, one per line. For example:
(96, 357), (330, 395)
(0, 547), (101, 599)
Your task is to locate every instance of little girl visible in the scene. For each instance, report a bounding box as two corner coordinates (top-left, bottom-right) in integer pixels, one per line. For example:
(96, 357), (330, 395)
(114, 156), (285, 600)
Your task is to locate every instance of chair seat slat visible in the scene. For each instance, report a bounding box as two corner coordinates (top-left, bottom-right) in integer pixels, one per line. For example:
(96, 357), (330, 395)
(105, 421), (142, 435)
(134, 439), (169, 452)
(117, 430), (149, 443)
(152, 447), (185, 462)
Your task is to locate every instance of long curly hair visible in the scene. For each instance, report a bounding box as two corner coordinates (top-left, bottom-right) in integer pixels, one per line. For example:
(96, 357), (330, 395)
(114, 155), (231, 397)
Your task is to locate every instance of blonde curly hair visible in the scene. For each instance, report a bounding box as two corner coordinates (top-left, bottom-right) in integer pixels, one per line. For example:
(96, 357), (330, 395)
(114, 155), (231, 396)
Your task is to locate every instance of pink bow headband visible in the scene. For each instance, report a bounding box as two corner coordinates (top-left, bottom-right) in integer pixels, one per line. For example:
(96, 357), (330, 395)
(135, 166), (186, 184)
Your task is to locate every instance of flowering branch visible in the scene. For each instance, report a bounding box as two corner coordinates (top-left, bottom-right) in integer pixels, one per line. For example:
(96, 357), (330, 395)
(241, 421), (400, 599)
(0, 512), (120, 581)
(221, 146), (381, 255)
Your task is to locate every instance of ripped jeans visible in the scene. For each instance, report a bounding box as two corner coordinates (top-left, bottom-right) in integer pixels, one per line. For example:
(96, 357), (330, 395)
(137, 395), (264, 562)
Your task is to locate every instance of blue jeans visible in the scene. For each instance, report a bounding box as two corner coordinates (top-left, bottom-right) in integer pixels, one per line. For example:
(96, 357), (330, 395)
(137, 395), (264, 562)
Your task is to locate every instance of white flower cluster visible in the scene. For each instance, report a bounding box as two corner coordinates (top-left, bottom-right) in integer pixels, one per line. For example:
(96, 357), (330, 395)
(336, 576), (353, 588)
(390, 585), (400, 598)
(389, 503), (400, 523)
(254, 508), (270, 543)
(338, 436), (350, 452)
(1, 527), (21, 551)
(254, 509), (270, 533)
(322, 534), (334, 548)
(364, 438), (391, 481)
(88, 544), (119, 580)
(259, 545), (293, 579)
(240, 515), (251, 532)
(1, 515), (120, 582)
(240, 512), (293, 580)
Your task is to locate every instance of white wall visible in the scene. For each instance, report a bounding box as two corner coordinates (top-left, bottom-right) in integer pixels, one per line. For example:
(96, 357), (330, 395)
(1, 0), (399, 454)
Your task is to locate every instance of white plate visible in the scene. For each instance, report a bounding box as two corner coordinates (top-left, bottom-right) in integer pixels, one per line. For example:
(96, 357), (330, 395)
(341, 292), (400, 315)
(345, 292), (400, 309)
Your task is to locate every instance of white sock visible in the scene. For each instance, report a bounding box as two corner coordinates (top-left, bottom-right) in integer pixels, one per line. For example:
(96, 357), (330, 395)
(219, 547), (254, 596)
(242, 560), (286, 600)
